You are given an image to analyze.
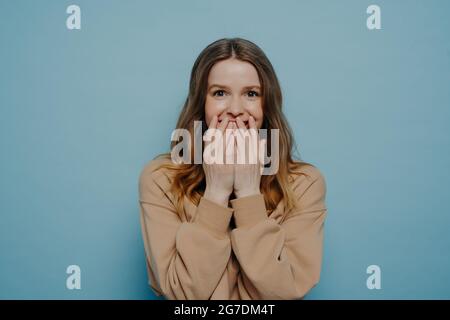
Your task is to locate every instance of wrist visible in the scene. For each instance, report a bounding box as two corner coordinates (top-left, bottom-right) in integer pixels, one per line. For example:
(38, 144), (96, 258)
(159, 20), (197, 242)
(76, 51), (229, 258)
(235, 188), (261, 199)
(203, 188), (230, 207)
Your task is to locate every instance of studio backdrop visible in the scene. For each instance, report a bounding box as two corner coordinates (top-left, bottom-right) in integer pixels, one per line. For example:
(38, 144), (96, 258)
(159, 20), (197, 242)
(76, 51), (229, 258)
(1, 0), (449, 299)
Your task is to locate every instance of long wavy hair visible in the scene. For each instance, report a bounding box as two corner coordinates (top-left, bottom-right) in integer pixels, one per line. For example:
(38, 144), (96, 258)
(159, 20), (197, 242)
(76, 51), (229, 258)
(153, 37), (310, 217)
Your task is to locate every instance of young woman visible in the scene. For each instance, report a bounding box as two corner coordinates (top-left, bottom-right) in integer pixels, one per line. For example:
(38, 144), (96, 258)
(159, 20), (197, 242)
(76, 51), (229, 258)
(138, 38), (327, 300)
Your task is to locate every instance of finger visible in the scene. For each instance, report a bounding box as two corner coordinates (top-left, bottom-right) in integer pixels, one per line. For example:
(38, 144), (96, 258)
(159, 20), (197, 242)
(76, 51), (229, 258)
(249, 115), (257, 130)
(207, 115), (226, 154)
(233, 118), (245, 161)
(236, 117), (247, 130)
(204, 115), (218, 147)
(235, 117), (249, 141)
(226, 125), (235, 147)
(225, 130), (235, 164)
(240, 117), (259, 164)
(217, 116), (230, 133)
(249, 133), (259, 165)
(259, 138), (267, 162)
(209, 115), (218, 129)
(249, 117), (258, 143)
(233, 128), (246, 164)
(224, 126), (233, 155)
(248, 116), (258, 148)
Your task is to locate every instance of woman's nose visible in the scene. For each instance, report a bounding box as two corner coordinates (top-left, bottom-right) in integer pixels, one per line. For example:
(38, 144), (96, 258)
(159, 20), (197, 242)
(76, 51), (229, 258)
(227, 98), (245, 118)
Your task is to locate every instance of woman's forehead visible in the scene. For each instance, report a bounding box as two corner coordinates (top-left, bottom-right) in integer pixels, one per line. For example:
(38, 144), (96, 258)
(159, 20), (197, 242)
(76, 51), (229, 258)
(208, 59), (260, 88)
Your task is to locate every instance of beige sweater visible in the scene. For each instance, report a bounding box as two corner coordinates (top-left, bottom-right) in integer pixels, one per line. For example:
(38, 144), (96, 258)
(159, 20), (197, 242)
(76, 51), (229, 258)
(138, 156), (327, 300)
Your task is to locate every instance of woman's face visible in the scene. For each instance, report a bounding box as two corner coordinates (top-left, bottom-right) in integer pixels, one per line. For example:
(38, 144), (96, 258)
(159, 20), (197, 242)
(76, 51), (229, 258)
(205, 58), (264, 130)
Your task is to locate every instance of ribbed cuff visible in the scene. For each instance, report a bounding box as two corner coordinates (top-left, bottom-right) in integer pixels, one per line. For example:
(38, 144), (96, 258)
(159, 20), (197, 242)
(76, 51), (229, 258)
(194, 197), (234, 237)
(230, 193), (268, 228)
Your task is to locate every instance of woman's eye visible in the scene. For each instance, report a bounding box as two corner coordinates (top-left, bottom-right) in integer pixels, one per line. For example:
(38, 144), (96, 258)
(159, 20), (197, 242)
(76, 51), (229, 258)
(213, 90), (226, 97)
(247, 90), (260, 97)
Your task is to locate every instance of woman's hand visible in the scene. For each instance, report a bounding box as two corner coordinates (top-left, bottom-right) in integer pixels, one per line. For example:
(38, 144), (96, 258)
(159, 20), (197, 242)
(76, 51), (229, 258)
(233, 116), (266, 199)
(203, 115), (235, 207)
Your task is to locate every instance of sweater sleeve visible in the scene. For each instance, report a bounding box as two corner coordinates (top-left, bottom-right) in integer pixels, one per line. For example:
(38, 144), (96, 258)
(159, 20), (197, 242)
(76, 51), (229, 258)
(139, 165), (234, 300)
(229, 168), (327, 300)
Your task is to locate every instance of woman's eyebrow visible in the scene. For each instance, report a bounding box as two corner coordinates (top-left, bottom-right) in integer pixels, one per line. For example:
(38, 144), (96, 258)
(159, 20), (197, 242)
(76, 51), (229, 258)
(242, 85), (261, 90)
(208, 84), (261, 90)
(208, 84), (230, 90)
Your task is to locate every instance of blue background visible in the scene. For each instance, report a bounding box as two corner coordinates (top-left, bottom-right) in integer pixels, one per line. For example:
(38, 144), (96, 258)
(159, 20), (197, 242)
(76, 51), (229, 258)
(1, 0), (449, 299)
